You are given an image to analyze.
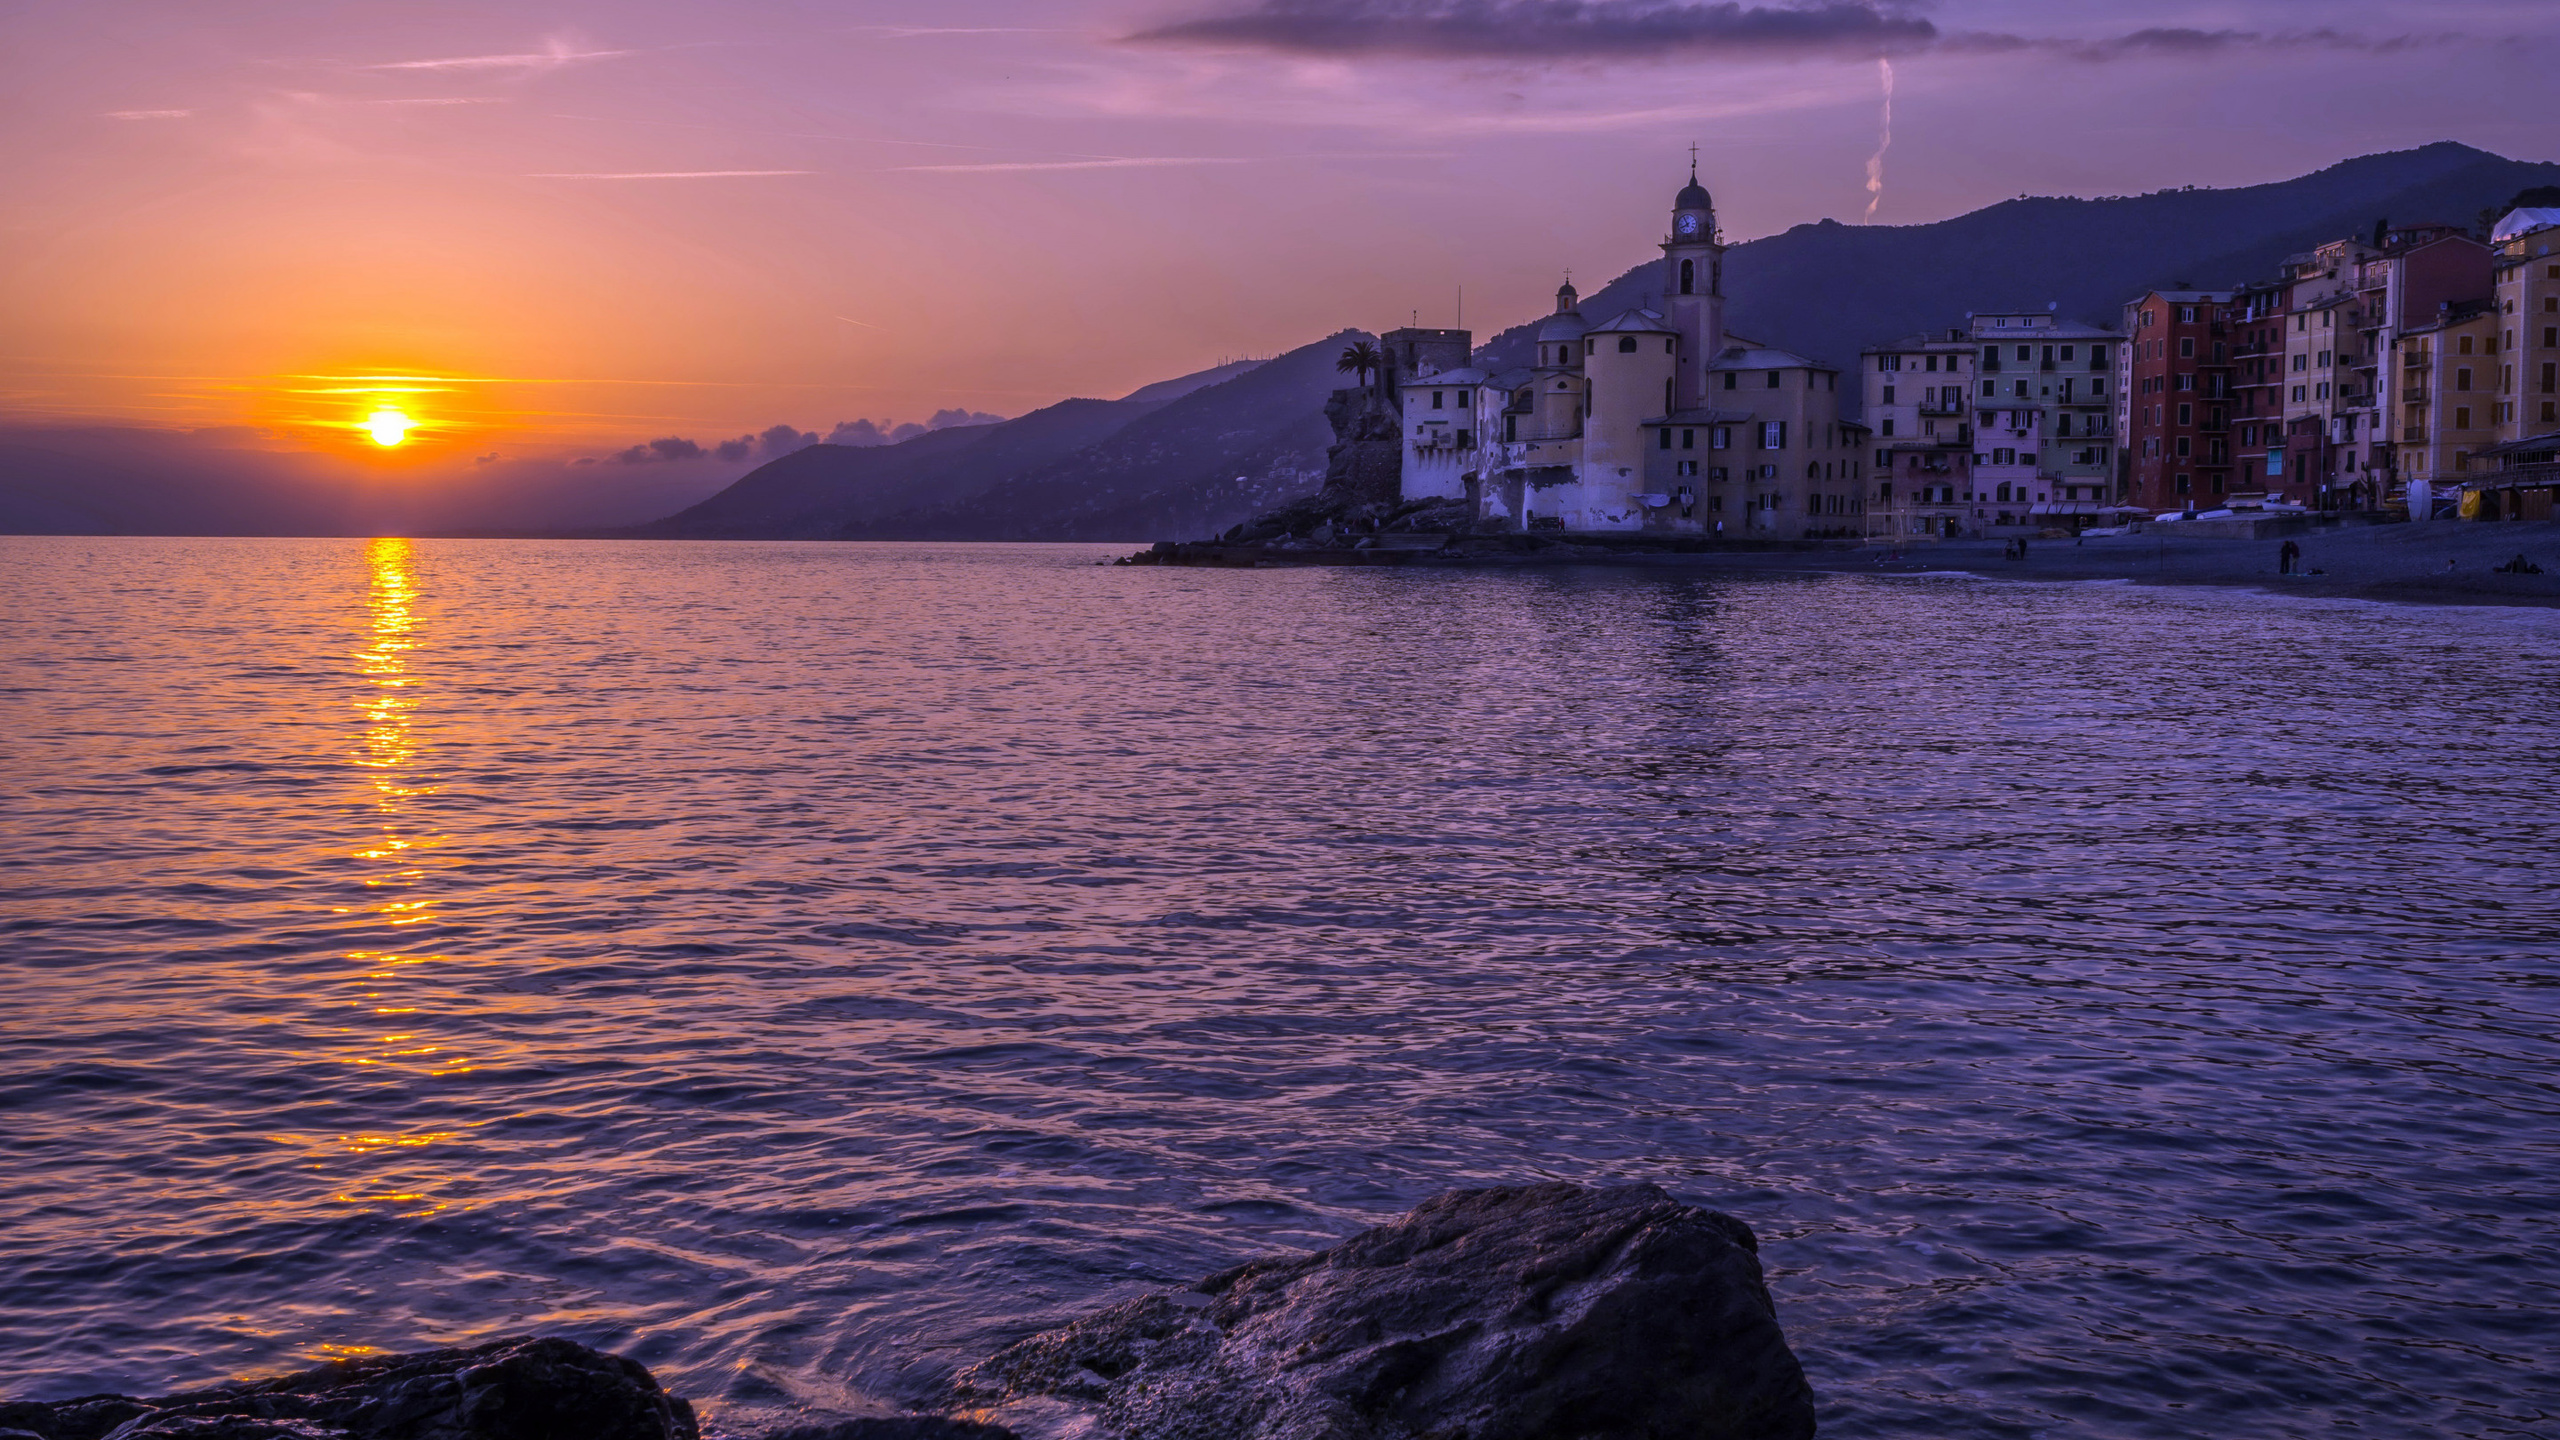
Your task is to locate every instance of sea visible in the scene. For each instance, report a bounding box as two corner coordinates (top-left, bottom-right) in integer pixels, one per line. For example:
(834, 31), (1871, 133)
(2, 536), (2555, 1438)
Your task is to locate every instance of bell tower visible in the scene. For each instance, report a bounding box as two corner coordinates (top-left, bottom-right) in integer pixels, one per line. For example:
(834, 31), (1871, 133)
(1663, 148), (1726, 410)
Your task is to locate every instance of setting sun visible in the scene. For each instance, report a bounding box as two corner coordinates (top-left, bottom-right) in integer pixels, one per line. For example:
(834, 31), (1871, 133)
(366, 409), (411, 447)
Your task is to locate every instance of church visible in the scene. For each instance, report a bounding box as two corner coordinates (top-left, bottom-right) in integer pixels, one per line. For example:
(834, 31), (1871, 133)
(1390, 167), (1869, 536)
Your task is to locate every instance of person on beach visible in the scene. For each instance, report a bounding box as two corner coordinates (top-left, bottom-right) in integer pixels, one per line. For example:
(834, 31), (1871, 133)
(2279, 540), (2301, 575)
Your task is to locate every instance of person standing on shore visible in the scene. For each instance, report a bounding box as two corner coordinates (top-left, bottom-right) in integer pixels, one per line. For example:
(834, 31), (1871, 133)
(2279, 540), (2300, 575)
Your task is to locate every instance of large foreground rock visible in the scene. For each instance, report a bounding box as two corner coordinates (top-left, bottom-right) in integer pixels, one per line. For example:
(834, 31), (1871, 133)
(0, 1338), (698, 1440)
(951, 1182), (1815, 1440)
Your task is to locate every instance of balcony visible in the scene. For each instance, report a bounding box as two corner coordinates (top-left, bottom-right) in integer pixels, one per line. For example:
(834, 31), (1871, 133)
(2401, 387), (2429, 403)
(2404, 427), (2428, 443)
(1917, 401), (1965, 417)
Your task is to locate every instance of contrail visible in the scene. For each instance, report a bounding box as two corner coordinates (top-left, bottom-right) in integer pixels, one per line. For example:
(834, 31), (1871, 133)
(1863, 57), (1894, 223)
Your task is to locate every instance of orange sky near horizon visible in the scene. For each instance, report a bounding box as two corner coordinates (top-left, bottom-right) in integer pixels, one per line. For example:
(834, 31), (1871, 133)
(3, 0), (2554, 469)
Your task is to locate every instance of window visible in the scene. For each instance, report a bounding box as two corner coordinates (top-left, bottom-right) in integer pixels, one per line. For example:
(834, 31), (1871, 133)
(2181, 305), (2197, 323)
(2017, 346), (2032, 362)
(2060, 346), (2075, 362)
(1711, 427), (1732, 449)
(1879, 354), (1899, 371)
(1681, 428), (1697, 449)
(1617, 336), (1638, 353)
(1881, 418), (1895, 437)
(2180, 337), (2195, 358)
(1584, 339), (1594, 356)
(1723, 372), (1738, 391)
(1456, 390), (1469, 406)
(2293, 354), (2307, 371)
(1760, 421), (1787, 449)
(1659, 428), (1673, 450)
(1982, 380), (1996, 397)
(2014, 381), (2029, 398)
(1431, 391), (1444, 409)
(2292, 385), (2306, 402)
(1767, 371), (1782, 389)
(2460, 335), (2475, 354)
(2176, 437), (2192, 457)
(1680, 259), (1695, 294)
(2455, 407), (2471, 428)
(2546, 327), (2558, 348)
(2176, 474), (2192, 494)
(2457, 367), (2472, 391)
(2317, 382), (2329, 400)
(2178, 403), (2192, 425)
(1925, 355), (1939, 372)
(1882, 385), (1896, 404)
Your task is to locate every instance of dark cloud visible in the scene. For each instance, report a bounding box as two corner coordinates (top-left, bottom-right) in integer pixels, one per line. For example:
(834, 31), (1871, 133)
(1131, 2), (2445, 63)
(825, 410), (1004, 449)
(759, 423), (819, 458)
(1129, 0), (1939, 58)
(613, 436), (706, 464)
(714, 436), (754, 462)
(1951, 26), (2440, 62)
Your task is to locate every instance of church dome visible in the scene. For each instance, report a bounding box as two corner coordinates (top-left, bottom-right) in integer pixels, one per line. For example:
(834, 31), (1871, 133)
(1536, 308), (1588, 345)
(1675, 176), (1713, 213)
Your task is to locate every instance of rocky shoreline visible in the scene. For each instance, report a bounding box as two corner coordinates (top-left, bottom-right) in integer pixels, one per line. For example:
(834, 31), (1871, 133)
(0, 1185), (1814, 1440)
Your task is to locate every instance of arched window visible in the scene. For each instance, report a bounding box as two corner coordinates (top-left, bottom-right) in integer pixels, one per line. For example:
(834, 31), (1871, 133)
(1807, 463), (1820, 480)
(1680, 259), (1695, 295)
(1618, 336), (1639, 353)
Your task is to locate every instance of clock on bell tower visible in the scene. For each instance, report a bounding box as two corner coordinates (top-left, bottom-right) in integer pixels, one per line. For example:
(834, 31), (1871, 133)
(1663, 148), (1727, 410)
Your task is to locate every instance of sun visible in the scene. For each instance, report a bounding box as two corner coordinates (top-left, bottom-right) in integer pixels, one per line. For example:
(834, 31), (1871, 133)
(366, 409), (412, 447)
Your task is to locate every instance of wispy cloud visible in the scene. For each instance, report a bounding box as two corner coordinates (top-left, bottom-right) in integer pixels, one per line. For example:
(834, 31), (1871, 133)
(892, 156), (1257, 173)
(371, 96), (505, 106)
(846, 26), (1081, 38)
(106, 109), (193, 121)
(368, 40), (632, 74)
(526, 170), (815, 179)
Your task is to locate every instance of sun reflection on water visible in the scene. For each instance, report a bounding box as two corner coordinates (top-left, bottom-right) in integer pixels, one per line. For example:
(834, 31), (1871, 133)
(321, 539), (468, 1222)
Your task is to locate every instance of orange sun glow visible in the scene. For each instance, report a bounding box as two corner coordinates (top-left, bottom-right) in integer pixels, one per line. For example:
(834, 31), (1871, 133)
(366, 409), (412, 447)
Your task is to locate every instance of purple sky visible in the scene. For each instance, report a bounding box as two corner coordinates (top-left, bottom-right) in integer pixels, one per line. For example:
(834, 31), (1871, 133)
(2, 0), (2552, 466)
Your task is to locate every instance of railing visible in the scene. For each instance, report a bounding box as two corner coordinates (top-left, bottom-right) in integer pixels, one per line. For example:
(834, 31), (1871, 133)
(2402, 387), (2429, 403)
(1917, 402), (1965, 416)
(2404, 427), (2428, 443)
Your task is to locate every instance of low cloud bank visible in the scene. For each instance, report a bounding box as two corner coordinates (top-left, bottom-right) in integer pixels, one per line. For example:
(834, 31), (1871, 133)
(607, 411), (1004, 464)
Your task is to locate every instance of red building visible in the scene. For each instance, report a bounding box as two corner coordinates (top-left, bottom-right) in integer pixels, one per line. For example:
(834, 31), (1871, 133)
(2120, 289), (2237, 512)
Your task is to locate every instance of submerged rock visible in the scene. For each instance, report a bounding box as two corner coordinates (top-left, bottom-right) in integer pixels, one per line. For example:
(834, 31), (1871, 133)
(951, 1182), (1814, 1440)
(0, 1337), (698, 1440)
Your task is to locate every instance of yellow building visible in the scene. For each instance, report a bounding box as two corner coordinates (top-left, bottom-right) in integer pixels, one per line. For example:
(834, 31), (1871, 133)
(2393, 303), (2501, 516)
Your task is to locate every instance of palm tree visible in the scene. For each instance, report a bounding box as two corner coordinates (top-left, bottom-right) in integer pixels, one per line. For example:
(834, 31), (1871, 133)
(1337, 340), (1383, 389)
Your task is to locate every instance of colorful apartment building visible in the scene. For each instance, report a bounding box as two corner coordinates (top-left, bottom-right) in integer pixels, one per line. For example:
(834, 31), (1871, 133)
(2119, 290), (2235, 511)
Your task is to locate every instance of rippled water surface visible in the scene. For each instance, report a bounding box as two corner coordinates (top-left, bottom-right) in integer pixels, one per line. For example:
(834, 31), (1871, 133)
(4, 537), (2557, 1437)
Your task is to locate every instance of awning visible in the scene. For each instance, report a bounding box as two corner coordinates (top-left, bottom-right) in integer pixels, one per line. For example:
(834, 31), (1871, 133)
(2027, 502), (2103, 515)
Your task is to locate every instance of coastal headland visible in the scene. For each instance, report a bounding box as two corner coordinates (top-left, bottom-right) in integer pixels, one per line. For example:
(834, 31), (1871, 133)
(1121, 517), (2560, 609)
